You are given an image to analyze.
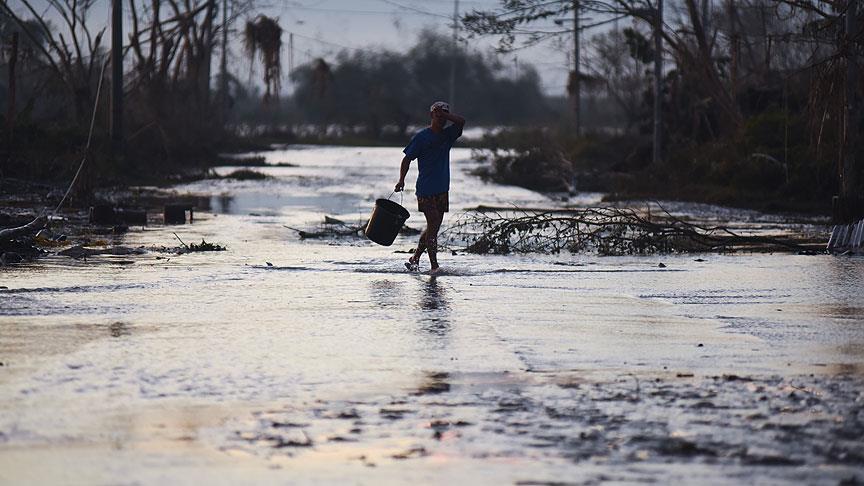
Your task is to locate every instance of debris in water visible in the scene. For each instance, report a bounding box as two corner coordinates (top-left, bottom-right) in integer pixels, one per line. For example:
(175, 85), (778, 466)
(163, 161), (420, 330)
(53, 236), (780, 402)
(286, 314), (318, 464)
(391, 446), (429, 460)
(172, 233), (226, 252)
(188, 240), (227, 252)
(442, 206), (819, 255)
(58, 245), (146, 259)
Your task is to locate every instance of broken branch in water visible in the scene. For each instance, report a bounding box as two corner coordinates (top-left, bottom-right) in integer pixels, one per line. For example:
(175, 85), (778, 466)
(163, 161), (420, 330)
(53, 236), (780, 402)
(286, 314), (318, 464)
(172, 233), (226, 252)
(440, 206), (816, 255)
(172, 232), (189, 249)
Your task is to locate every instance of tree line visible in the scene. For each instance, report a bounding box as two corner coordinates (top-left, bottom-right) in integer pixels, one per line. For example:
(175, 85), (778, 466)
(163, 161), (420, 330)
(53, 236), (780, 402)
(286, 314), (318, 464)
(463, 0), (864, 209)
(0, 0), (861, 211)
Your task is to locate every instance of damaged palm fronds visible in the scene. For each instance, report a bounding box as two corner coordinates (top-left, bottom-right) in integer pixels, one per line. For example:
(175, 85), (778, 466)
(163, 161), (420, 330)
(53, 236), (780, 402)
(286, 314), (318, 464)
(244, 16), (283, 102)
(441, 206), (819, 255)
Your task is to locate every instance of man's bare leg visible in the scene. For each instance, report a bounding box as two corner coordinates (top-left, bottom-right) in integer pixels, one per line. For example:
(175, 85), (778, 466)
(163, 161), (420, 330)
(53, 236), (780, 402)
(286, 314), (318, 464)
(424, 209), (444, 272)
(406, 229), (427, 271)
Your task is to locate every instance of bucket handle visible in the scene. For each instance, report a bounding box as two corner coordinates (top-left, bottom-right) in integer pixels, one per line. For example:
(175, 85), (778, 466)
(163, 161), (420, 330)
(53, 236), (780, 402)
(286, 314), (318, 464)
(387, 190), (404, 206)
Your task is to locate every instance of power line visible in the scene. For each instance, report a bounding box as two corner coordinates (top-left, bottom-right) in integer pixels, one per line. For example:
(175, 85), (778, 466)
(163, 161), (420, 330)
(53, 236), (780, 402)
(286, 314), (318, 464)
(377, 0), (450, 19)
(288, 30), (366, 53)
(288, 5), (422, 16)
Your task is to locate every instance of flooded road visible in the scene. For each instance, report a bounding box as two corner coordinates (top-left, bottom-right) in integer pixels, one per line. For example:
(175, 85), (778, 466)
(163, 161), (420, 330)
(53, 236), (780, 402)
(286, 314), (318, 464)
(1, 146), (863, 484)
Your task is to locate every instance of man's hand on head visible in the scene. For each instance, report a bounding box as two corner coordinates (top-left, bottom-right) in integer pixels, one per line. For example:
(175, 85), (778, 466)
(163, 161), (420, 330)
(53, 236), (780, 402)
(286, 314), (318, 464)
(439, 110), (465, 128)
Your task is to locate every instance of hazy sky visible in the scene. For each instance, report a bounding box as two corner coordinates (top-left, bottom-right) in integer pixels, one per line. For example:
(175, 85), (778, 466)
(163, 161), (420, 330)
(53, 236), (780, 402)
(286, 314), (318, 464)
(260, 0), (574, 95)
(13, 0), (576, 95)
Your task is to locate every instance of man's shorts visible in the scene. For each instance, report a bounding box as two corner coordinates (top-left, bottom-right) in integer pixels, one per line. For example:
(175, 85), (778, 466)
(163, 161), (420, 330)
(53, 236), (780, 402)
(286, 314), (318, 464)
(417, 192), (449, 213)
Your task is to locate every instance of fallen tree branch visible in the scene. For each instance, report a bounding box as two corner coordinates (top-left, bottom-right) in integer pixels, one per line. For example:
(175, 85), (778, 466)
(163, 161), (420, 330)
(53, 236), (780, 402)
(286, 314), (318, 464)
(440, 207), (814, 255)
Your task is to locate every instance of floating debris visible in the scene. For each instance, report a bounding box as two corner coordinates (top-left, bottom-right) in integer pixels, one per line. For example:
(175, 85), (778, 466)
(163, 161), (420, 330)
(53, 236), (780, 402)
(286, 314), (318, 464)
(172, 233), (227, 252)
(827, 218), (864, 254)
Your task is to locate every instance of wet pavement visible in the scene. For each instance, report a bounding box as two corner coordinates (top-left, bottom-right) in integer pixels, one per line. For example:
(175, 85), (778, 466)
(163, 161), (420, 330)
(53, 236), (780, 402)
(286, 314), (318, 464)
(1, 145), (863, 484)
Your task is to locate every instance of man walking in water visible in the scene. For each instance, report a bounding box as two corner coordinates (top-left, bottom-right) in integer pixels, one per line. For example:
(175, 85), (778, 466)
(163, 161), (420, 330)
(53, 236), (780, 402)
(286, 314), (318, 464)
(395, 101), (465, 274)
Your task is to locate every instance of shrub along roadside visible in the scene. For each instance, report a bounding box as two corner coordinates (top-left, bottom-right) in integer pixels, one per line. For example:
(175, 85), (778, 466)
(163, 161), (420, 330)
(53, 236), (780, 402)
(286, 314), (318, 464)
(472, 119), (842, 215)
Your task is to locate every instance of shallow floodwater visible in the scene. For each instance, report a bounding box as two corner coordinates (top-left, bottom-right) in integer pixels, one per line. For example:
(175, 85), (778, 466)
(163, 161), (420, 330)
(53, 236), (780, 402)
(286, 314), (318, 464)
(1, 146), (863, 484)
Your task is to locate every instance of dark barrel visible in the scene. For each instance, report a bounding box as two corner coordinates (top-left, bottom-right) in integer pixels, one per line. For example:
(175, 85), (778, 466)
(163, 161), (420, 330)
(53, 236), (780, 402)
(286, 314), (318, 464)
(365, 198), (410, 246)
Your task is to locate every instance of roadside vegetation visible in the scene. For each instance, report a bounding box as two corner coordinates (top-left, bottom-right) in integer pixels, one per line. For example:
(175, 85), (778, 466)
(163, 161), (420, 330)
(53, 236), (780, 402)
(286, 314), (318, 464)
(1, 0), (861, 215)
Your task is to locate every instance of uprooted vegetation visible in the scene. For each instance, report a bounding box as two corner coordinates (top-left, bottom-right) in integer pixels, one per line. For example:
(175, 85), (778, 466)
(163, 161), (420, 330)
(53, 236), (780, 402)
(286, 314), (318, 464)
(441, 206), (823, 255)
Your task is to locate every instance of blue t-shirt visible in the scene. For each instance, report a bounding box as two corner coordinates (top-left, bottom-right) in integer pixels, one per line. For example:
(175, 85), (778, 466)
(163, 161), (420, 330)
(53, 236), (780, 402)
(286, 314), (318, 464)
(403, 124), (463, 197)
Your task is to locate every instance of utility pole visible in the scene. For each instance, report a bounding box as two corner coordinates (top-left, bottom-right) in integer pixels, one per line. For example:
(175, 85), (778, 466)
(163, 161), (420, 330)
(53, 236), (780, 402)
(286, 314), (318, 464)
(449, 0), (459, 107)
(573, 0), (581, 136)
(843, 0), (859, 201)
(110, 0), (123, 155)
(289, 33), (295, 76)
(652, 0), (663, 165)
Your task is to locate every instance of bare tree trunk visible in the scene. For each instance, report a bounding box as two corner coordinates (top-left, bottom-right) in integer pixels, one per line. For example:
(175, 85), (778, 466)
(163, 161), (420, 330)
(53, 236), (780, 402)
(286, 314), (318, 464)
(573, 0), (581, 136)
(5, 33), (18, 156)
(727, 0), (739, 106)
(111, 0), (123, 155)
(843, 0), (859, 199)
(449, 0), (459, 108)
(681, 0), (742, 133)
(653, 0), (663, 164)
(220, 0), (229, 117)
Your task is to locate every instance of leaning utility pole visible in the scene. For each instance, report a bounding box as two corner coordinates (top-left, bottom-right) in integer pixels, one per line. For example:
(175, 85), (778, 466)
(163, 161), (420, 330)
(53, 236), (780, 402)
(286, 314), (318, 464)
(573, 0), (581, 136)
(449, 0), (459, 107)
(652, 0), (663, 165)
(110, 0), (123, 154)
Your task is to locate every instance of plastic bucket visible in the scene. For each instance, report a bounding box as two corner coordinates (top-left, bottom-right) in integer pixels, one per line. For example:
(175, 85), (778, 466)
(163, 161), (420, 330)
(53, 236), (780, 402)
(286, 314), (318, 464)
(365, 198), (410, 246)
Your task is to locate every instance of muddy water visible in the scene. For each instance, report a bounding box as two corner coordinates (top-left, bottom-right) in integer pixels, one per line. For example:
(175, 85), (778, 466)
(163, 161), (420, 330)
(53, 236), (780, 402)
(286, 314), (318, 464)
(1, 145), (863, 484)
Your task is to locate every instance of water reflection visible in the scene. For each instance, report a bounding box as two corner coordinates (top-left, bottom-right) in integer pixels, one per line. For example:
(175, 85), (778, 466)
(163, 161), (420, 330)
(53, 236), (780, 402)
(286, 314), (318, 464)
(418, 277), (451, 341)
(215, 194), (234, 214)
(369, 279), (402, 308)
(420, 277), (449, 312)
